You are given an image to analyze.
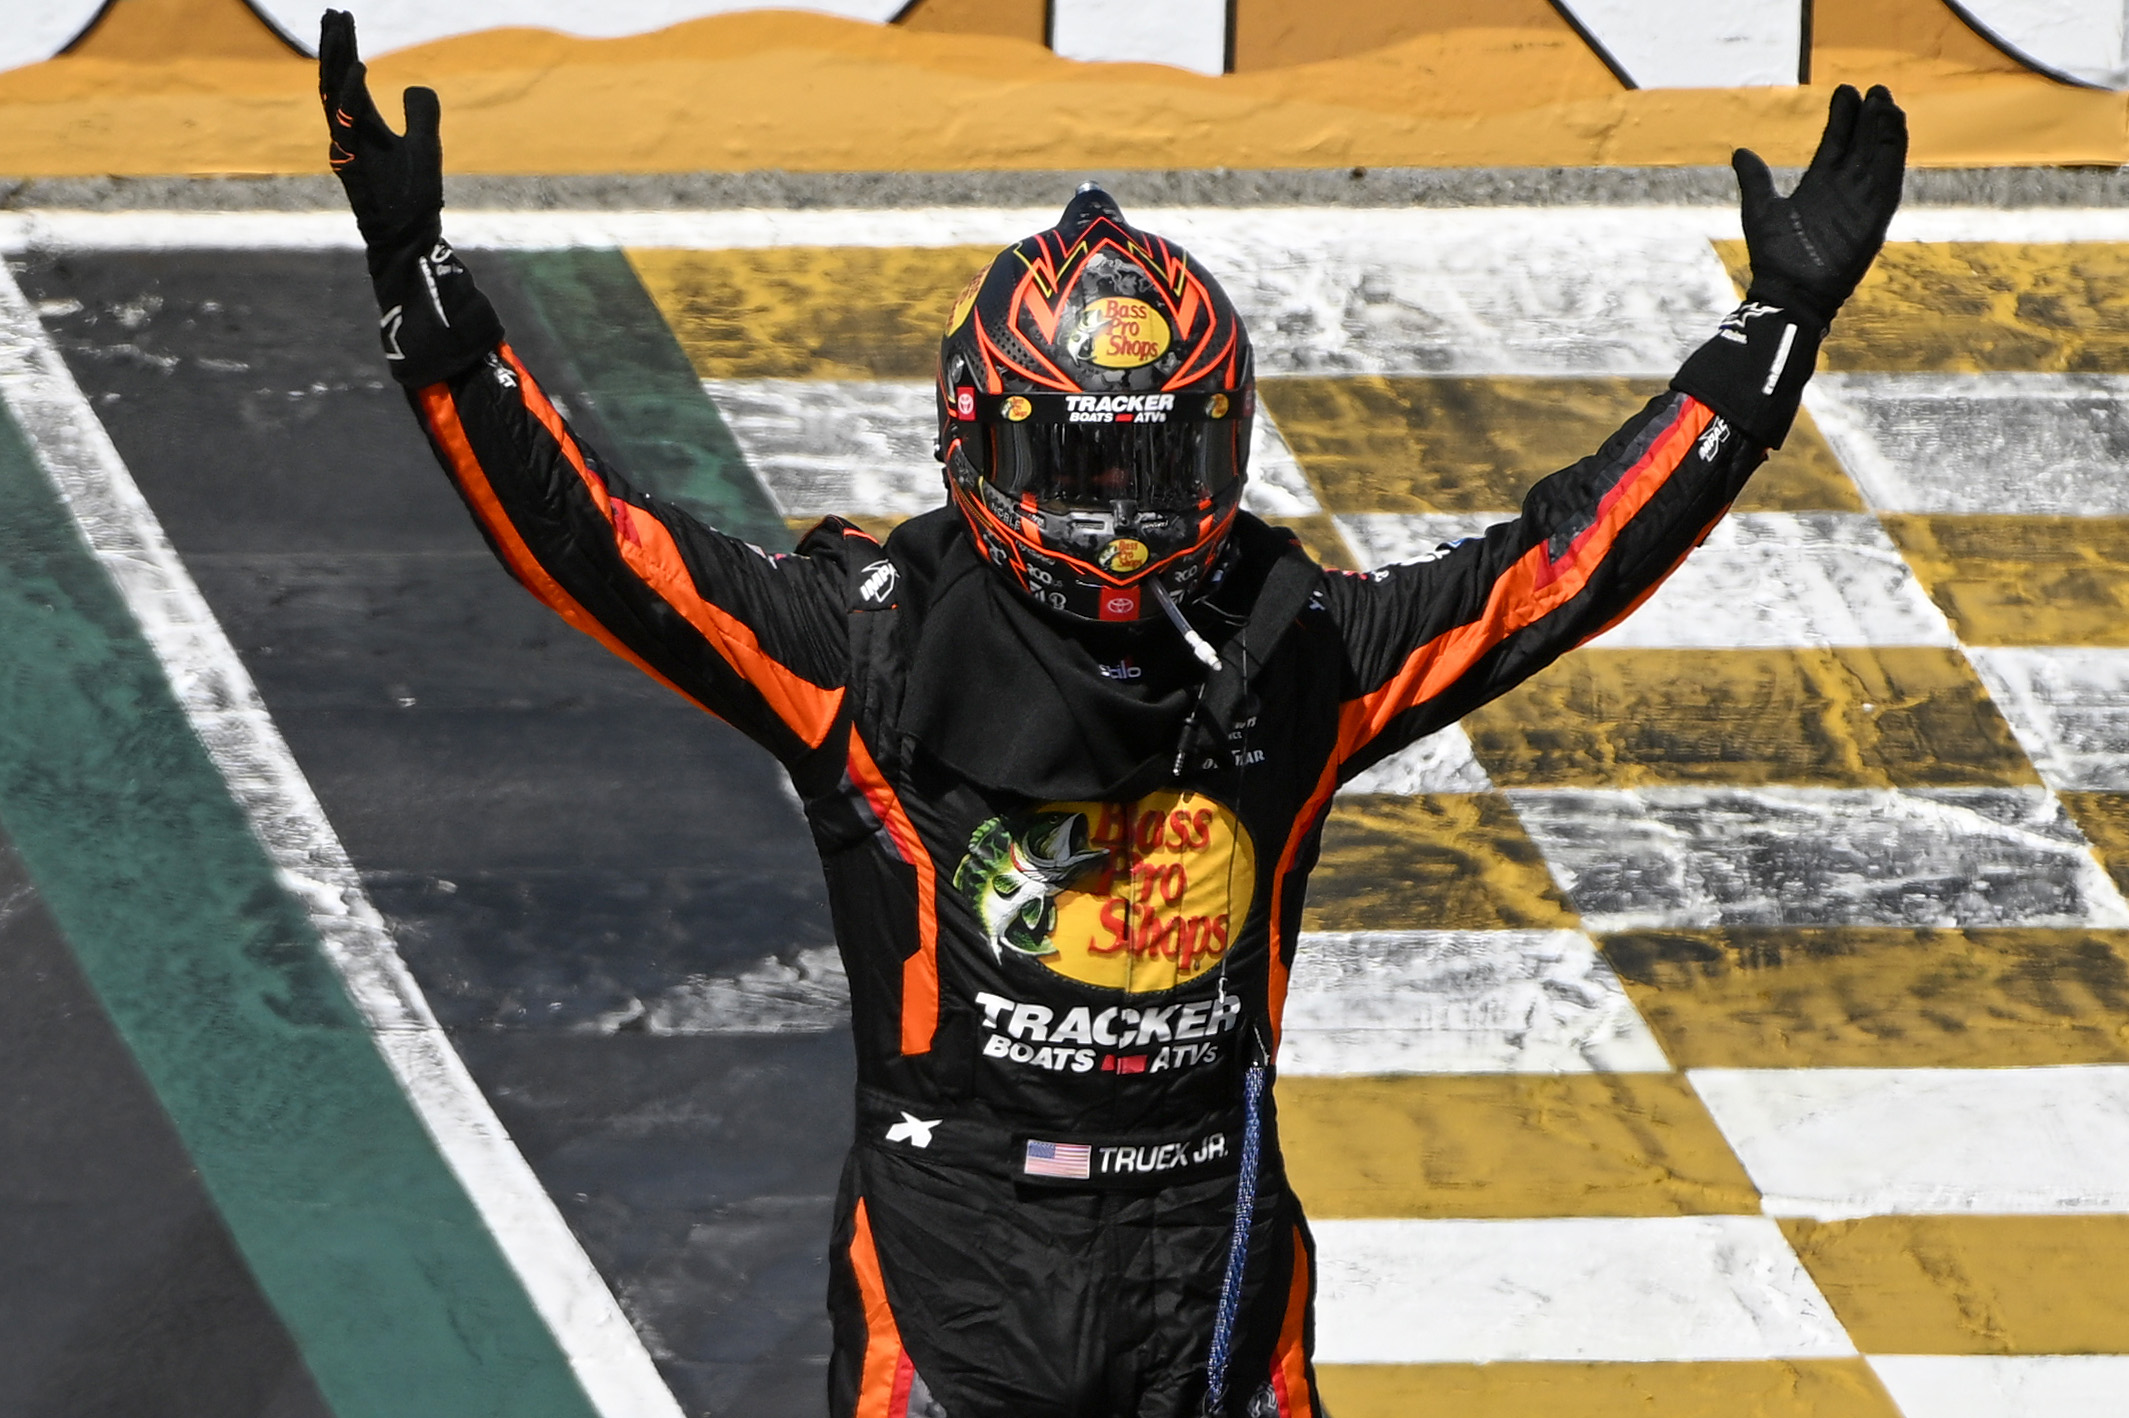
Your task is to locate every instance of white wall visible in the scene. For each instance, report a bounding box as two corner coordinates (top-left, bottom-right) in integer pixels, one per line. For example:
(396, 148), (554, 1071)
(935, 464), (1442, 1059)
(1048, 0), (1228, 76)
(1558, 0), (1806, 88)
(17, 0), (2129, 90)
(0, 0), (108, 72)
(1959, 0), (2129, 88)
(251, 0), (903, 56)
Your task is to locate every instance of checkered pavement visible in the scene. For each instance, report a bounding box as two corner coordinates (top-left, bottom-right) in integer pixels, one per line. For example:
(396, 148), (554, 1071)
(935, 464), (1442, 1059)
(632, 214), (2129, 1418)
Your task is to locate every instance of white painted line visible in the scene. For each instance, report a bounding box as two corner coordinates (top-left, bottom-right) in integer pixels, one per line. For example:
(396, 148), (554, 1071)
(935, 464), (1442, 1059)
(1967, 646), (2129, 793)
(1336, 512), (1954, 647)
(595, 946), (850, 1035)
(1280, 930), (1670, 1075)
(1884, 209), (2129, 244)
(1508, 786), (2129, 931)
(1869, 1355), (2129, 1418)
(0, 267), (685, 1418)
(1337, 724), (1494, 795)
(0, 204), (1712, 255)
(1691, 1066), (2129, 1219)
(1333, 512), (1500, 570)
(0, 208), (1053, 254)
(1245, 408), (1322, 518)
(1587, 513), (1957, 648)
(1808, 374), (2129, 517)
(1312, 1215), (1855, 1362)
(0, 205), (2122, 256)
(699, 375), (1321, 526)
(1165, 209), (1740, 376)
(0, 207), (1743, 375)
(702, 377), (939, 520)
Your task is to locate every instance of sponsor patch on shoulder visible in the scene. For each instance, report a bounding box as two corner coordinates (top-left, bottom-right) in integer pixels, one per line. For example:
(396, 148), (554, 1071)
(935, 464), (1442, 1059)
(856, 558), (899, 606)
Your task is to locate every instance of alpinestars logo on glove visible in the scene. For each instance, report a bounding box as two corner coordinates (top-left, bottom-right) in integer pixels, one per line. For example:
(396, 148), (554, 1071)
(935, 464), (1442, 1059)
(951, 790), (1255, 993)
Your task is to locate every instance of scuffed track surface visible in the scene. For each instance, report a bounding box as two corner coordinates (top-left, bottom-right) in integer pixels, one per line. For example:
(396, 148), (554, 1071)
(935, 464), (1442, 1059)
(13, 208), (2129, 1417)
(14, 248), (846, 1417)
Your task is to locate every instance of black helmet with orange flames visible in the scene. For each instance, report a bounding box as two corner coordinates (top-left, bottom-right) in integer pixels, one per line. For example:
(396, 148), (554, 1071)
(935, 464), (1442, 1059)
(936, 185), (1254, 623)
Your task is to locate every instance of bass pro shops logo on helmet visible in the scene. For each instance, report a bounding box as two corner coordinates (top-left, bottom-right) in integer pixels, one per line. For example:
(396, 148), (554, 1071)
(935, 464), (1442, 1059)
(1066, 296), (1171, 368)
(934, 183), (1255, 624)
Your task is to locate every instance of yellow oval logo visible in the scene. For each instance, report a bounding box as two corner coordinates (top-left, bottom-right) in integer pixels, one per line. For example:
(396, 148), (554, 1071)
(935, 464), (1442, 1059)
(1209, 393), (1230, 418)
(1099, 538), (1149, 574)
(1002, 395), (1033, 422)
(1068, 296), (1172, 370)
(951, 793), (1255, 994)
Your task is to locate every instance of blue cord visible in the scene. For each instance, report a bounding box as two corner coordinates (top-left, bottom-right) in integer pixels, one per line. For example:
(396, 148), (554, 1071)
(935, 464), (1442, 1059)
(1204, 1056), (1266, 1415)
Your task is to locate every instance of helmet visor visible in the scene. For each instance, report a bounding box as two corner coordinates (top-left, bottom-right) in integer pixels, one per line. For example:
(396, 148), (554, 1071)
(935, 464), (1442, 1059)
(963, 391), (1244, 512)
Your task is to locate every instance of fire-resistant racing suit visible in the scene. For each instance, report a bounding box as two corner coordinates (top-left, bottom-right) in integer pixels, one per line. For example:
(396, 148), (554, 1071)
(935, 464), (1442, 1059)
(401, 274), (1820, 1417)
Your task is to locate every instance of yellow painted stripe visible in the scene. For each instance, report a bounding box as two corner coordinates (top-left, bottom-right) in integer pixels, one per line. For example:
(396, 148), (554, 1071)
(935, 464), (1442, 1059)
(1258, 375), (1860, 515)
(628, 245), (997, 380)
(1316, 1360), (1901, 1417)
(1784, 1215), (2129, 1354)
(1605, 928), (2129, 1068)
(1716, 241), (2129, 374)
(1882, 514), (2129, 646)
(2062, 791), (2129, 900)
(1279, 1074), (1760, 1219)
(1305, 793), (1577, 932)
(1462, 647), (2037, 790)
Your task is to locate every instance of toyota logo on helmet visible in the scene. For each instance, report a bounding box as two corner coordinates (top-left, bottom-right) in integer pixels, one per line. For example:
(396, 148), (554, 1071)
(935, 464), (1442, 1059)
(933, 184), (1255, 624)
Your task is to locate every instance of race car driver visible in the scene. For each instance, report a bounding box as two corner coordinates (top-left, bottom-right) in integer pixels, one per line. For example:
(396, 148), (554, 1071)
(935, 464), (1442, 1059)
(318, 13), (1906, 1415)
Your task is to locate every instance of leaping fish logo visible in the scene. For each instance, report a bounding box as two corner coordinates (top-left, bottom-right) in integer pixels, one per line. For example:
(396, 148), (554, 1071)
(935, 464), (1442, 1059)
(953, 811), (1110, 958)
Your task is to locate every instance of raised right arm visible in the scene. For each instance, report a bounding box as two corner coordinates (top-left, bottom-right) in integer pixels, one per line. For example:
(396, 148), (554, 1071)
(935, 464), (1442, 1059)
(416, 347), (852, 761)
(320, 9), (852, 763)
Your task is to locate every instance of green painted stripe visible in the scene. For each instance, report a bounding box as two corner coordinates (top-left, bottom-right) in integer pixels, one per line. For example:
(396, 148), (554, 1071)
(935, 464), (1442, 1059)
(493, 247), (790, 549)
(0, 404), (599, 1417)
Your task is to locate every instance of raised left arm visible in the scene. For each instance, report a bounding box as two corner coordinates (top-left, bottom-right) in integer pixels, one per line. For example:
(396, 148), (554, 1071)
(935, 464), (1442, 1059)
(1318, 84), (1907, 781)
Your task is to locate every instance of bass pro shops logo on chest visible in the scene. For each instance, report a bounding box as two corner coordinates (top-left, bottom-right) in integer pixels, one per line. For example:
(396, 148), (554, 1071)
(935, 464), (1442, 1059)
(951, 790), (1256, 992)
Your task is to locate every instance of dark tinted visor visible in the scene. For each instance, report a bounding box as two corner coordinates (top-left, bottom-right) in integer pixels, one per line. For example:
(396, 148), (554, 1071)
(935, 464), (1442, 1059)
(962, 391), (1242, 512)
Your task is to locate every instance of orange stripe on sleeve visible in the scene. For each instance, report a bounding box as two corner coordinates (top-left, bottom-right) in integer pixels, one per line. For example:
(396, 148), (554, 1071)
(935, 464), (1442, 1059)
(847, 735), (940, 1055)
(1571, 503), (1729, 650)
(494, 345), (846, 751)
(847, 1199), (908, 1418)
(1345, 397), (1712, 754)
(417, 383), (699, 706)
(1265, 752), (1339, 1051)
(1269, 400), (1717, 1050)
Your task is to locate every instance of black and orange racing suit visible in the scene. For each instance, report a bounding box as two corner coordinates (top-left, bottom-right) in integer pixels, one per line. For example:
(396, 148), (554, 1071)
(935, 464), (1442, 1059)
(399, 267), (1819, 1417)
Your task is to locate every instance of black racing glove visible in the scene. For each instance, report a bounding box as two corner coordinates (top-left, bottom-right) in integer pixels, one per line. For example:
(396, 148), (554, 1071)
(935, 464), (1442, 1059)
(319, 9), (501, 387)
(1732, 83), (1907, 330)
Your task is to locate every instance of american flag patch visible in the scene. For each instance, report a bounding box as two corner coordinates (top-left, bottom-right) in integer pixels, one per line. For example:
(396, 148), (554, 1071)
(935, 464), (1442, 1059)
(1023, 1139), (1092, 1180)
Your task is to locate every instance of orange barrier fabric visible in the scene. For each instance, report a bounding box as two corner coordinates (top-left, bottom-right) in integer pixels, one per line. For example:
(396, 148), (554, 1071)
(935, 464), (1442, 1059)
(1, 3), (2121, 175)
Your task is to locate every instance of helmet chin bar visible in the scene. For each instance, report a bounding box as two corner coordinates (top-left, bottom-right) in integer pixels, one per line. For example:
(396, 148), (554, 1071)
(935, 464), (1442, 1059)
(1055, 503), (1185, 558)
(946, 442), (1233, 623)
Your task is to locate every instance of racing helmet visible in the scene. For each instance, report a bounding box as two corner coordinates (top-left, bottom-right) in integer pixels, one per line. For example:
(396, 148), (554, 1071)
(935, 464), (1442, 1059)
(936, 185), (1254, 623)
